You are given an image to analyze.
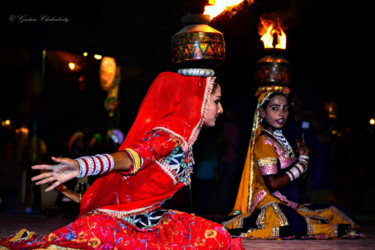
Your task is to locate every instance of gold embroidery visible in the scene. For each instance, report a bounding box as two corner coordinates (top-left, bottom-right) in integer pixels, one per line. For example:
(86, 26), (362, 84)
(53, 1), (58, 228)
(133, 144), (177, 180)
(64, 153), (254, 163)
(88, 237), (101, 248)
(271, 227), (280, 237)
(298, 206), (356, 226)
(308, 224), (315, 236)
(245, 227), (258, 236)
(304, 217), (315, 236)
(47, 233), (58, 242)
(204, 229), (218, 239)
(272, 203), (289, 227)
(257, 157), (277, 167)
(222, 213), (246, 229)
(257, 206), (267, 229)
(333, 224), (338, 237)
(9, 229), (36, 242)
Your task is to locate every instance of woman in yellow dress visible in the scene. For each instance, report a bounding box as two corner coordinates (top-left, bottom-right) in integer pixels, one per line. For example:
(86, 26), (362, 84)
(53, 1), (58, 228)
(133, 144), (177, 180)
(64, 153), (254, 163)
(223, 85), (362, 239)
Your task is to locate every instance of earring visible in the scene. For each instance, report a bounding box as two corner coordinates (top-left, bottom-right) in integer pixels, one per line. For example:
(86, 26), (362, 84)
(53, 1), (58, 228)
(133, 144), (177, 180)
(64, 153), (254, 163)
(260, 118), (263, 123)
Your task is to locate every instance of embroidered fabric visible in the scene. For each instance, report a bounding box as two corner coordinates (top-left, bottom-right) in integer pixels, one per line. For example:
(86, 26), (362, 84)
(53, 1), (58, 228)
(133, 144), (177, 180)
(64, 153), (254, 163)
(258, 157), (278, 175)
(162, 146), (194, 185)
(263, 132), (295, 170)
(122, 209), (169, 229)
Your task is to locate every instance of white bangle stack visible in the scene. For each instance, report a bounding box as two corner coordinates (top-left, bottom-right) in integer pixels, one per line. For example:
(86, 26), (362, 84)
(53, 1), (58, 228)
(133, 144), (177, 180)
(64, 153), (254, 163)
(286, 162), (307, 181)
(76, 154), (114, 178)
(299, 155), (309, 164)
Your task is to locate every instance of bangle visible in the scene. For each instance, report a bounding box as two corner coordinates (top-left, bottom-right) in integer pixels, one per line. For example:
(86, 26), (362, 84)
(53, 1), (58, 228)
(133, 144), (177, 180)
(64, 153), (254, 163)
(76, 158), (87, 178)
(286, 171), (294, 181)
(296, 163), (305, 173)
(298, 155), (309, 165)
(286, 163), (305, 182)
(124, 148), (142, 174)
(299, 155), (309, 162)
(76, 154), (114, 178)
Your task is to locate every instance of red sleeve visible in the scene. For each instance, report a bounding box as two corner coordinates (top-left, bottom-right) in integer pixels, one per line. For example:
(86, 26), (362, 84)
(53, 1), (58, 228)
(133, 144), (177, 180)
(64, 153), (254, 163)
(121, 130), (179, 174)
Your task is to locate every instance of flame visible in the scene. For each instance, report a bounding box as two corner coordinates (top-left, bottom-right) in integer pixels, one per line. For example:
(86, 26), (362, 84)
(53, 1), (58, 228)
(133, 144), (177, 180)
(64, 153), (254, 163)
(203, 0), (246, 20)
(68, 62), (76, 71)
(258, 17), (286, 49)
(275, 28), (286, 49)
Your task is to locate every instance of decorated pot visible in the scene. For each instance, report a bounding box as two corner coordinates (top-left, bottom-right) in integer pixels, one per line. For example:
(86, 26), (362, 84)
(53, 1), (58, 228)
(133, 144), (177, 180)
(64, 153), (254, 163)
(171, 14), (225, 69)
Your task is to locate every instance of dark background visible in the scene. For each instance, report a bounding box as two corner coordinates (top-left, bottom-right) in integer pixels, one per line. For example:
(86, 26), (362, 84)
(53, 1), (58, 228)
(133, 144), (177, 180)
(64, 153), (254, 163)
(0, 0), (373, 216)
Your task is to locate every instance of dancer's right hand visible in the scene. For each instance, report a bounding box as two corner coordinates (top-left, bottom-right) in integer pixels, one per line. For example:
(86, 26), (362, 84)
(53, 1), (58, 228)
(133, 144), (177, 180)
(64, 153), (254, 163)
(31, 156), (80, 192)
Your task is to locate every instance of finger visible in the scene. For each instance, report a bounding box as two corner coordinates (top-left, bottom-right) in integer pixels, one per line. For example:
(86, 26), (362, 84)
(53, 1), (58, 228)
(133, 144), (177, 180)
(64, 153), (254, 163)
(32, 164), (54, 170)
(301, 133), (306, 144)
(51, 156), (63, 161)
(52, 156), (73, 165)
(31, 171), (54, 181)
(51, 157), (74, 167)
(34, 176), (57, 186)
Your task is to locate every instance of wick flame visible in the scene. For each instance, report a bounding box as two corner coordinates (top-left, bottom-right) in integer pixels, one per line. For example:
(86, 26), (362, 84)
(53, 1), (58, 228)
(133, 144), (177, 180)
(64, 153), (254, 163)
(258, 17), (286, 49)
(203, 0), (246, 20)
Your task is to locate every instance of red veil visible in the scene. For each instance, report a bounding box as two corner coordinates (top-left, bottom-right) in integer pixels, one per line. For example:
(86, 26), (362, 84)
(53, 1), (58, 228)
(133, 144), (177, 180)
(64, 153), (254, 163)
(79, 72), (215, 217)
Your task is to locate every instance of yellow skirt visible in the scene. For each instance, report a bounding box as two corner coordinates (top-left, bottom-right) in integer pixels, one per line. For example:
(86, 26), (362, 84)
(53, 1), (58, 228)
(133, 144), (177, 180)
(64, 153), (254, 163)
(224, 202), (363, 239)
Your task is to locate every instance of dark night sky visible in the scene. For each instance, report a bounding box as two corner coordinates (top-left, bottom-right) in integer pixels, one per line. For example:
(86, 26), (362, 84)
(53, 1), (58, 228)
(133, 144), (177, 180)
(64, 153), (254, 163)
(0, 0), (373, 213)
(0, 0), (371, 151)
(0, 0), (370, 128)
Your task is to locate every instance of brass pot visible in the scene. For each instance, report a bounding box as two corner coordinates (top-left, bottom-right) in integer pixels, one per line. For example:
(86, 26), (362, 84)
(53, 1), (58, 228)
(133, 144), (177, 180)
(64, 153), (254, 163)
(171, 14), (225, 69)
(255, 49), (291, 85)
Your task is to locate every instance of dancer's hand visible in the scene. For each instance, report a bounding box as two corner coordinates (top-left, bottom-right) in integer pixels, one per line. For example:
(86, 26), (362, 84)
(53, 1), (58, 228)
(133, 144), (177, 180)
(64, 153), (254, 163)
(56, 184), (81, 203)
(31, 156), (80, 192)
(296, 133), (309, 156)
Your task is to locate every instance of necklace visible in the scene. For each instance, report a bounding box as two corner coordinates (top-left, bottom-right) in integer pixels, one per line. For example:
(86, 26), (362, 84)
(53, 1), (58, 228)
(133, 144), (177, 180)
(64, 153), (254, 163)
(262, 129), (293, 154)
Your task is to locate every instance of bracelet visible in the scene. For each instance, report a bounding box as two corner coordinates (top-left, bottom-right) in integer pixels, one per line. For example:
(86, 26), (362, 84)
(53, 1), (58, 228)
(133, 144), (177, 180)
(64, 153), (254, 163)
(124, 148), (142, 174)
(286, 163), (306, 182)
(299, 155), (309, 163)
(286, 171), (294, 181)
(295, 163), (305, 174)
(76, 154), (114, 178)
(76, 158), (87, 178)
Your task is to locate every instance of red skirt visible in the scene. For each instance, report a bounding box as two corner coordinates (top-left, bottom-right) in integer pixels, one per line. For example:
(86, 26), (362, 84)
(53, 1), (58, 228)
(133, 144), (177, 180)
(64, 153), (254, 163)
(0, 210), (236, 249)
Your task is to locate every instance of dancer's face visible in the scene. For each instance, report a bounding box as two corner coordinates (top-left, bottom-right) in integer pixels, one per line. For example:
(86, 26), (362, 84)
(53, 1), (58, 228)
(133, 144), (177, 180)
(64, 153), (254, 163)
(203, 84), (223, 127)
(260, 94), (289, 132)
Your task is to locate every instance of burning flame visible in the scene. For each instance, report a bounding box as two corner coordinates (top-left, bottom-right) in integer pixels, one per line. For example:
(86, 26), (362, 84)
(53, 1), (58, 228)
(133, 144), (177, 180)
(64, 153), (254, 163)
(258, 17), (286, 49)
(203, 0), (248, 20)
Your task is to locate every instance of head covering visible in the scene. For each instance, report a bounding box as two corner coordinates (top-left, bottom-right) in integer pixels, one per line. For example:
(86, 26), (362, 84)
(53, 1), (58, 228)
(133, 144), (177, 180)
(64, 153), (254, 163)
(79, 72), (216, 217)
(230, 85), (290, 215)
(118, 71), (215, 152)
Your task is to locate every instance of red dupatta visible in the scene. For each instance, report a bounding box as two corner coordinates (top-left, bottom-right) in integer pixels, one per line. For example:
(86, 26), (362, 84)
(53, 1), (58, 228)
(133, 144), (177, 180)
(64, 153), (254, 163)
(79, 71), (215, 217)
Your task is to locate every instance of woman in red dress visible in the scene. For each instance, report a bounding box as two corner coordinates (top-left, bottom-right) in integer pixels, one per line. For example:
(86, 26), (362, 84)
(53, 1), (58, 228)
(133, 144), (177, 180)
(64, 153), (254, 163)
(0, 71), (236, 249)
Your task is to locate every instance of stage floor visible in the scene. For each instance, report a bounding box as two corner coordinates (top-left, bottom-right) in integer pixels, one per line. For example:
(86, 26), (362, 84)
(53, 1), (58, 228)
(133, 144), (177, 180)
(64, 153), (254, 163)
(0, 211), (374, 249)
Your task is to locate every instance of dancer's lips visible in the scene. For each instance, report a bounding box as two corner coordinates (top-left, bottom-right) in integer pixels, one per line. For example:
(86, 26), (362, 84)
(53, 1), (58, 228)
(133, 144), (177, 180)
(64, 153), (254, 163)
(275, 119), (284, 125)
